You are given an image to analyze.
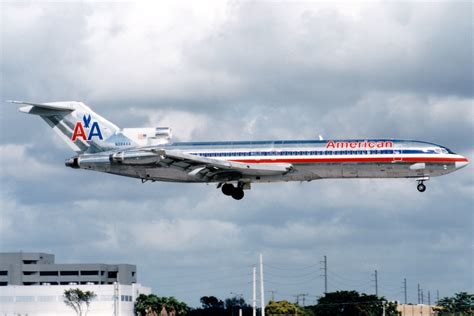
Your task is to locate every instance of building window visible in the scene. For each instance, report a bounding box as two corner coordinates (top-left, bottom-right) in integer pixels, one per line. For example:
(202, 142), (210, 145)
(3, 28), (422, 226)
(132, 272), (135, 277)
(22, 260), (38, 264)
(0, 296), (14, 302)
(39, 271), (58, 276)
(15, 296), (35, 302)
(0, 271), (8, 276)
(38, 296), (57, 302)
(23, 271), (37, 275)
(108, 271), (118, 278)
(81, 271), (99, 276)
(60, 271), (79, 276)
(0, 282), (8, 286)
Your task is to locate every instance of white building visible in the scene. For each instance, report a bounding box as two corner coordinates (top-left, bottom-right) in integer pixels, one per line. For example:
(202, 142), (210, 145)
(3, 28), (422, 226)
(0, 283), (151, 316)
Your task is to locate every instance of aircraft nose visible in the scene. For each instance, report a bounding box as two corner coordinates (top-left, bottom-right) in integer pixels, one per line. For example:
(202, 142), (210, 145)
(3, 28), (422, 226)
(455, 156), (469, 169)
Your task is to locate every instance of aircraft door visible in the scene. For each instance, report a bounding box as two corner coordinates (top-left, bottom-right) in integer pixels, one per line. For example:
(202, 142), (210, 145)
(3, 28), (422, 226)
(270, 142), (277, 161)
(393, 148), (403, 162)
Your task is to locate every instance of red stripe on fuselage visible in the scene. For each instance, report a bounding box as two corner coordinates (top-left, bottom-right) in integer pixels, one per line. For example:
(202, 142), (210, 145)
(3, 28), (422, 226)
(229, 157), (468, 164)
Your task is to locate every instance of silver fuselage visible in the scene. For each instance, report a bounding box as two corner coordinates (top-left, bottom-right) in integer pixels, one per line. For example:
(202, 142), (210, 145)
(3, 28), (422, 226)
(77, 139), (469, 183)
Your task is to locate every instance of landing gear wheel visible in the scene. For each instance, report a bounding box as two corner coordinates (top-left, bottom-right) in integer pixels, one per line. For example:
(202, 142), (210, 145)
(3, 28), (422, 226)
(221, 183), (235, 196)
(417, 183), (426, 192)
(231, 188), (244, 200)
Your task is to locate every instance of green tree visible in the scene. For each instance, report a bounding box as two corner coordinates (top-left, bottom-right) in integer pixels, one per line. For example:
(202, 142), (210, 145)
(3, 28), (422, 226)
(225, 296), (248, 309)
(266, 300), (306, 316)
(135, 294), (189, 316)
(200, 296), (225, 309)
(433, 292), (474, 315)
(309, 291), (399, 316)
(63, 288), (96, 316)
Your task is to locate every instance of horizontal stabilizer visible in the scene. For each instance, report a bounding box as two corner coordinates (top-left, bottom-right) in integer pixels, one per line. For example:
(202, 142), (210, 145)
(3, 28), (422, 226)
(8, 100), (75, 111)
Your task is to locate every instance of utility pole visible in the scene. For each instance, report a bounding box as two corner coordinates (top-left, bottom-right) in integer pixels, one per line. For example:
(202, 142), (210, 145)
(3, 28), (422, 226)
(421, 289), (424, 304)
(404, 278), (407, 304)
(436, 290), (439, 303)
(320, 255), (328, 294)
(301, 293), (308, 307)
(268, 290), (277, 301)
(293, 294), (309, 307)
(372, 270), (378, 296)
(294, 294), (300, 305)
(252, 267), (256, 316)
(428, 291), (431, 306)
(260, 254), (265, 316)
(417, 284), (421, 304)
(114, 281), (118, 316)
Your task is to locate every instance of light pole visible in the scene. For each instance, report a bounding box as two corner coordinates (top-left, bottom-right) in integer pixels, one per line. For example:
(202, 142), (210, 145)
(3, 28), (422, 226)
(230, 292), (244, 316)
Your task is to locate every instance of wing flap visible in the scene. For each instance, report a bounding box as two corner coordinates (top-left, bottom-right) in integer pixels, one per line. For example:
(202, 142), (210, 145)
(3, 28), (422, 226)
(112, 148), (293, 181)
(154, 149), (293, 178)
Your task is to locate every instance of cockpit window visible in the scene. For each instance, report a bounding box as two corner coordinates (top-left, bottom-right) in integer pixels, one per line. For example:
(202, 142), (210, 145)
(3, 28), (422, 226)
(438, 147), (454, 154)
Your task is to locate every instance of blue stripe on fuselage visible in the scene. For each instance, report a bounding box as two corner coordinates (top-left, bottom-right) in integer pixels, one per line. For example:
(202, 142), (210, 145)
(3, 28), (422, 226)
(170, 139), (443, 147)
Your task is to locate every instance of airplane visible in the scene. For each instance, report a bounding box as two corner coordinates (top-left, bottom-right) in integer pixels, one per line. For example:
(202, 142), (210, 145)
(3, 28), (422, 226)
(11, 100), (469, 200)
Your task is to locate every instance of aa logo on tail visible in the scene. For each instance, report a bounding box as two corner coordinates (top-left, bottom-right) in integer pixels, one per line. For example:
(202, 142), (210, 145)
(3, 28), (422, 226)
(72, 114), (103, 142)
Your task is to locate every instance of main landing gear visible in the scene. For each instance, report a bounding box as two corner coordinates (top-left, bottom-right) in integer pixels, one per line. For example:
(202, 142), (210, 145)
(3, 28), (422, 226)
(416, 177), (429, 192)
(221, 183), (245, 200)
(417, 182), (426, 192)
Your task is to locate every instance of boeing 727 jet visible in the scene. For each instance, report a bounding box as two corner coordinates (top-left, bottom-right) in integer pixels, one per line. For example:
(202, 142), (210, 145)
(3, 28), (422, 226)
(13, 101), (469, 200)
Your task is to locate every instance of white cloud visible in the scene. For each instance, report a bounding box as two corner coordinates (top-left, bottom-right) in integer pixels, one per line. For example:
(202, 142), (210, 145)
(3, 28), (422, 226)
(129, 219), (242, 252)
(0, 144), (60, 180)
(1, 0), (472, 305)
(145, 109), (210, 142)
(430, 232), (468, 252)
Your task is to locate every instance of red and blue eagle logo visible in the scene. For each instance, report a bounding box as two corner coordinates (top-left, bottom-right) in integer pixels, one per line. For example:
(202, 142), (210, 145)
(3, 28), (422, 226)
(71, 114), (103, 142)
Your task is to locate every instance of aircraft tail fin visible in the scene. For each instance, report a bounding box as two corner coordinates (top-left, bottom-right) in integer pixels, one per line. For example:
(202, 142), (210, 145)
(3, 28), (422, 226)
(11, 101), (120, 154)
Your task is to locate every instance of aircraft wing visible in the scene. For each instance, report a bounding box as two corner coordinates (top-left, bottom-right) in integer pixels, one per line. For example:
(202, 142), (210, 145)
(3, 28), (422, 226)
(145, 149), (293, 181)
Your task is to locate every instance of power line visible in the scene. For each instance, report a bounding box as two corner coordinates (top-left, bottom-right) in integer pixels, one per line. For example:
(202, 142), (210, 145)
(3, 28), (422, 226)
(265, 275), (321, 286)
(263, 269), (319, 279)
(264, 263), (319, 271)
(327, 272), (373, 288)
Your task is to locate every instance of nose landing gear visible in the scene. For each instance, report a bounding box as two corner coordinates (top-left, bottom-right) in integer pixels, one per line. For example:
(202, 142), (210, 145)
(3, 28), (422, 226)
(220, 182), (247, 200)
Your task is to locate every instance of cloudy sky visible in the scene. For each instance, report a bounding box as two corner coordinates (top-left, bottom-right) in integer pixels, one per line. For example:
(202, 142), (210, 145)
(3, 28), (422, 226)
(0, 0), (472, 307)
